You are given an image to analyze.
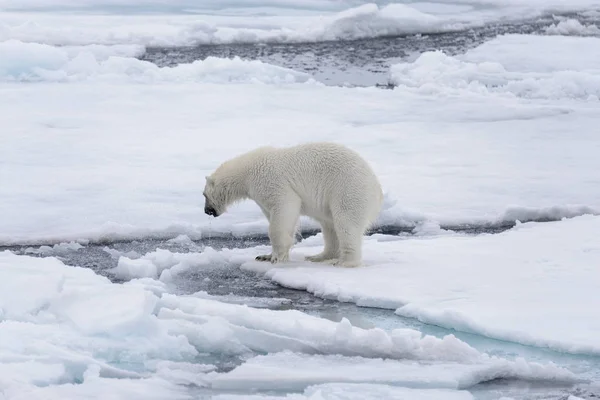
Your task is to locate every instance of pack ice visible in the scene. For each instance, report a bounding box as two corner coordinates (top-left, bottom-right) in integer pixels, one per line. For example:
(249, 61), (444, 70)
(2, 1), (600, 399)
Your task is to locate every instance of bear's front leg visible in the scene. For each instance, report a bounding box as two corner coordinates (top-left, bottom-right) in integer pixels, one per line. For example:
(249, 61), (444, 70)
(255, 204), (273, 262)
(255, 253), (272, 262)
(267, 220), (293, 264)
(264, 195), (301, 264)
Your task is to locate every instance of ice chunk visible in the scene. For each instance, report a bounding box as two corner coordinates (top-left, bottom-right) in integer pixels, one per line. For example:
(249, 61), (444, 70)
(214, 383), (475, 400)
(0, 250), (584, 398)
(10, 371), (193, 400)
(1, 1), (599, 46)
(166, 234), (199, 247)
(310, 3), (464, 42)
(211, 352), (577, 391)
(0, 40), (312, 83)
(48, 284), (158, 336)
(191, 291), (292, 309)
(390, 34), (600, 100)
(461, 34), (600, 73)
(0, 251), (200, 397)
(545, 19), (600, 36)
(23, 241), (84, 256)
(242, 215), (600, 356)
(158, 292), (484, 362)
(109, 247), (239, 281)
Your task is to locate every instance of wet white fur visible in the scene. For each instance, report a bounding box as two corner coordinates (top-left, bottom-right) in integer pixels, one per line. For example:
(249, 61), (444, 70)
(203, 142), (383, 267)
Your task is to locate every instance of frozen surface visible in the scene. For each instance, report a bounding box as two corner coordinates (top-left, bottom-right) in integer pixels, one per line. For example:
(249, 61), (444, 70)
(0, 5), (469, 47)
(214, 384), (475, 400)
(1, 34), (600, 245)
(0, 40), (310, 83)
(2, 1), (600, 399)
(211, 351), (577, 392)
(461, 34), (600, 72)
(2, 1), (600, 47)
(545, 18), (600, 36)
(242, 215), (600, 356)
(391, 34), (600, 100)
(0, 250), (579, 399)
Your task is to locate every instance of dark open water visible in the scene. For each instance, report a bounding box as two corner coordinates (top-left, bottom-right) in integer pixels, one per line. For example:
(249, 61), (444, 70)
(140, 11), (600, 87)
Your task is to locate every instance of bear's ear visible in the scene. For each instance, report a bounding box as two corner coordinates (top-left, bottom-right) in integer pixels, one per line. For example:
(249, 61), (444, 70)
(205, 176), (215, 186)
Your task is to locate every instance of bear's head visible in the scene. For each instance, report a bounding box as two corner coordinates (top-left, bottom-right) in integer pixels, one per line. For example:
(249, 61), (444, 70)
(203, 175), (227, 217)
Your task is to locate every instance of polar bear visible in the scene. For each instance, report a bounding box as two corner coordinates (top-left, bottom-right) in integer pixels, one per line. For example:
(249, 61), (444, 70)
(203, 142), (383, 267)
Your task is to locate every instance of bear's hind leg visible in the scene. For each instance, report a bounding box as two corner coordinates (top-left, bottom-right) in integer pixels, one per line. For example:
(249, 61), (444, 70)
(267, 194), (301, 264)
(305, 222), (339, 263)
(332, 217), (364, 268)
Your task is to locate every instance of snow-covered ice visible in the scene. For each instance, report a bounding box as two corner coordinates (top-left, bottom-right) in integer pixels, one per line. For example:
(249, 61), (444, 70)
(2, 1), (600, 47)
(0, 250), (579, 399)
(242, 215), (600, 355)
(2, 33), (600, 245)
(0, 5), (468, 47)
(213, 384), (475, 400)
(391, 34), (600, 100)
(99, 214), (600, 357)
(2, 1), (600, 398)
(210, 351), (578, 392)
(545, 18), (600, 36)
(0, 39), (311, 83)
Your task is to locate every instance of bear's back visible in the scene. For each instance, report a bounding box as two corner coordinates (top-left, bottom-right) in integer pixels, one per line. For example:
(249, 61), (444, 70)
(277, 142), (379, 201)
(283, 142), (374, 179)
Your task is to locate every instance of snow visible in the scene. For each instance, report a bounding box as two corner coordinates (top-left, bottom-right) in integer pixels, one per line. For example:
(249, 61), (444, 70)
(211, 352), (577, 391)
(0, 250), (577, 399)
(0, 52), (600, 245)
(1, 1), (600, 47)
(2, 33), (600, 245)
(83, 217), (600, 359)
(0, 40), (311, 83)
(23, 241), (84, 255)
(391, 34), (600, 100)
(461, 34), (600, 73)
(0, 41), (145, 79)
(3, 1), (600, 396)
(545, 18), (600, 36)
(241, 215), (600, 356)
(0, 5), (464, 47)
(158, 291), (484, 362)
(214, 384), (475, 400)
(190, 291), (293, 309)
(110, 247), (242, 281)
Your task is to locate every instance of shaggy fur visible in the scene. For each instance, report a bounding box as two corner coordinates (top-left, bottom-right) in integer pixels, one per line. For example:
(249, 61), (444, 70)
(203, 142), (383, 267)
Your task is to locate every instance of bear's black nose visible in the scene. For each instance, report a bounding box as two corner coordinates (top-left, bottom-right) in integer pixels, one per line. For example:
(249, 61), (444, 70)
(204, 205), (218, 217)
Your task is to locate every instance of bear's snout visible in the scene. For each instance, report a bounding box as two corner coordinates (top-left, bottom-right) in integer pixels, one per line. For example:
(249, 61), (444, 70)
(204, 205), (218, 217)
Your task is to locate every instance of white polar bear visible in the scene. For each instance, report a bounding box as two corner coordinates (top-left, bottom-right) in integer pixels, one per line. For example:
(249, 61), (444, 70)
(203, 142), (383, 267)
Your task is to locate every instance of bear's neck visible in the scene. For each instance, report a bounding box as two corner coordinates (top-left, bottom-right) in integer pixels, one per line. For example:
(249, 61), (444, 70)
(220, 160), (251, 206)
